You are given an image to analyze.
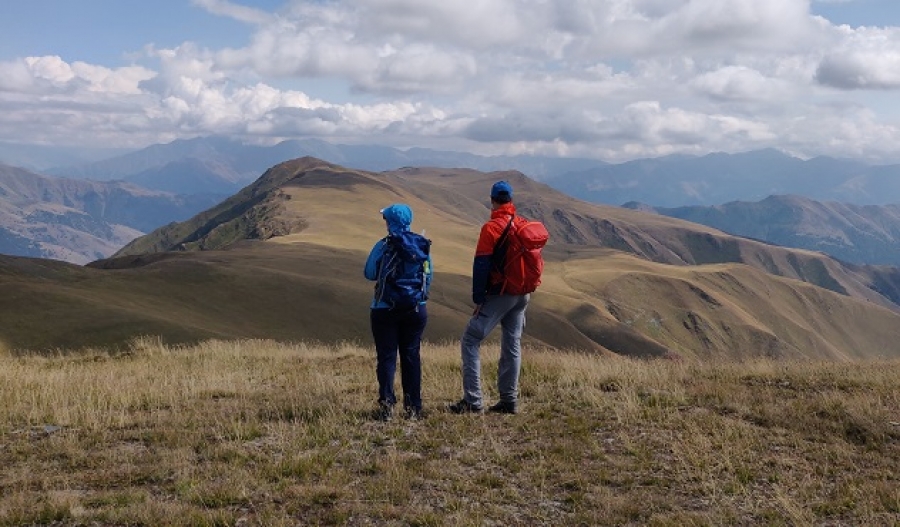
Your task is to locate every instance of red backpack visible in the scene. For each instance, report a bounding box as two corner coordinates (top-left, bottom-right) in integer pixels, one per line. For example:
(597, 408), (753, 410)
(494, 215), (549, 295)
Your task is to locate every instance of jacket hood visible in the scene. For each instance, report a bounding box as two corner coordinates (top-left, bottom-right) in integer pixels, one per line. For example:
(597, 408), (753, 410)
(381, 203), (413, 235)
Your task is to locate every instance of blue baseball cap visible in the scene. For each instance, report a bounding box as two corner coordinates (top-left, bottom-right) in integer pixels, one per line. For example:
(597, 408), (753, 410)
(491, 180), (513, 202)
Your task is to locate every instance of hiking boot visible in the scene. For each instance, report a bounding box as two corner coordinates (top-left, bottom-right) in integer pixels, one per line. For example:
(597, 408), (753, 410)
(488, 401), (518, 414)
(376, 403), (394, 422)
(404, 407), (424, 421)
(448, 399), (483, 414)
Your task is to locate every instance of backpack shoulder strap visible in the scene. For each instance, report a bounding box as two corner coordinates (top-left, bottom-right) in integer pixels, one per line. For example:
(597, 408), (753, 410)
(497, 214), (515, 246)
(376, 235), (394, 272)
(490, 215), (515, 272)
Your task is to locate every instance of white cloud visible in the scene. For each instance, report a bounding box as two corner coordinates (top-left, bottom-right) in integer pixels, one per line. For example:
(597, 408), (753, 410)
(663, 0), (816, 50)
(691, 66), (792, 101)
(215, 27), (377, 79)
(25, 56), (76, 85)
(191, 0), (275, 25)
(816, 26), (900, 89)
(0, 56), (154, 95)
(0, 59), (37, 92)
(353, 0), (527, 49)
(4, 0), (900, 164)
(70, 63), (154, 94)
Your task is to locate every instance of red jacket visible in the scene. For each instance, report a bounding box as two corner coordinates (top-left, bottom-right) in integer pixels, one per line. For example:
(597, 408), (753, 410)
(472, 202), (529, 302)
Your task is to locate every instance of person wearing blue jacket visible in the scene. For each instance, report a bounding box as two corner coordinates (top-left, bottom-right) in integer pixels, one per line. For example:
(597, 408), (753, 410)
(364, 203), (433, 421)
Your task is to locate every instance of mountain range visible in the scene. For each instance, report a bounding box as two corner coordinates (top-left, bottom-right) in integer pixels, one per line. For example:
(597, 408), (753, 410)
(6, 137), (900, 267)
(0, 163), (222, 264)
(0, 141), (129, 172)
(628, 195), (900, 266)
(544, 149), (900, 207)
(3, 157), (900, 363)
(43, 136), (602, 193)
(30, 136), (900, 207)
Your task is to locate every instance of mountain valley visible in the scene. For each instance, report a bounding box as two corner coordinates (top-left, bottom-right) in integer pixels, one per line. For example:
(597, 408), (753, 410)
(0, 164), (224, 264)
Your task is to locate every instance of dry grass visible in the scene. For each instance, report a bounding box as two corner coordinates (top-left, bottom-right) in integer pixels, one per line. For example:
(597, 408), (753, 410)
(1, 338), (899, 526)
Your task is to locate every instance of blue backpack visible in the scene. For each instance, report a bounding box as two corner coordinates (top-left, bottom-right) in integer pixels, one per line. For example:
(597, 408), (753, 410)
(376, 231), (431, 311)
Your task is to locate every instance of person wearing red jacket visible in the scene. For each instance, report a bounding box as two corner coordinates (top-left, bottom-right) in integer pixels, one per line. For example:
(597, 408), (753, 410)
(449, 181), (529, 415)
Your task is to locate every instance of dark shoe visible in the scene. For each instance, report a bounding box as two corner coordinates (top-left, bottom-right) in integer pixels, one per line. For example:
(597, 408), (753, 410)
(404, 407), (423, 421)
(376, 403), (394, 422)
(488, 401), (517, 414)
(448, 399), (483, 414)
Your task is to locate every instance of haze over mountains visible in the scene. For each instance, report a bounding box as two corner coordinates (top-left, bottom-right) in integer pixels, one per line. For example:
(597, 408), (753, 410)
(6, 136), (900, 267)
(545, 149), (900, 207)
(0, 164), (221, 264)
(4, 157), (900, 363)
(20, 136), (900, 208)
(0, 141), (129, 172)
(41, 136), (602, 193)
(629, 196), (900, 267)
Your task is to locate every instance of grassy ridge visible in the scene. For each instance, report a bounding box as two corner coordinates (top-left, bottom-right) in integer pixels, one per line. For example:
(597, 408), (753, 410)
(8, 238), (900, 361)
(8, 158), (900, 360)
(1, 340), (898, 525)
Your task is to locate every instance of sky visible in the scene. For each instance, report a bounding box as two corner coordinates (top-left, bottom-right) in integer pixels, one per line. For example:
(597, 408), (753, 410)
(3, 0), (900, 163)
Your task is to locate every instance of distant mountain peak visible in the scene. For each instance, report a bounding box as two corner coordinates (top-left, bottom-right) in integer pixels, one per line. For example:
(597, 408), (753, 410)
(111, 156), (356, 256)
(248, 156), (350, 191)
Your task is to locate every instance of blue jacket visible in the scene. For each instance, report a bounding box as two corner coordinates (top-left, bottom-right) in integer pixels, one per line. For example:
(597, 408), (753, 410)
(364, 204), (433, 309)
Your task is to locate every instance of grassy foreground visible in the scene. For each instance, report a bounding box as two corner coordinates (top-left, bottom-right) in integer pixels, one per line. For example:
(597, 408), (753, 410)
(1, 339), (899, 526)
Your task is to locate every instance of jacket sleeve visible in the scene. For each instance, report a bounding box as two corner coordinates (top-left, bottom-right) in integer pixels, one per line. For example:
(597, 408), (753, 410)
(364, 239), (385, 281)
(472, 255), (492, 305)
(471, 220), (501, 304)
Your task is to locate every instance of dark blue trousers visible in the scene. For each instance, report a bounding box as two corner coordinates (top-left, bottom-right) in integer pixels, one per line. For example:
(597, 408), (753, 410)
(370, 305), (427, 410)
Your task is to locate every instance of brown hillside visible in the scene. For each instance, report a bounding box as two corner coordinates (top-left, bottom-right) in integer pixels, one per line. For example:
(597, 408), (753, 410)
(386, 167), (900, 310)
(639, 194), (900, 266)
(4, 158), (900, 360)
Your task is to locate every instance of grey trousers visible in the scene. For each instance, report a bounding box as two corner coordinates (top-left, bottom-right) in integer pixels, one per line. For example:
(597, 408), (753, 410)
(460, 293), (530, 407)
